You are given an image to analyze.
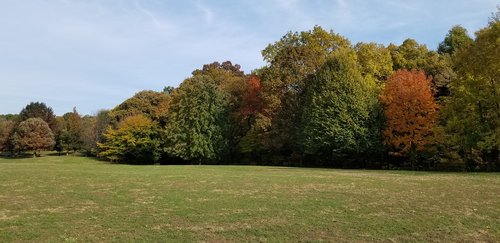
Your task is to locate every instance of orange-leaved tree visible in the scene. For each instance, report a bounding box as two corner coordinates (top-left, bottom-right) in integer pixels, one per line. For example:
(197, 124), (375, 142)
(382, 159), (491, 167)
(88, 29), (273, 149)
(239, 75), (262, 118)
(379, 70), (437, 158)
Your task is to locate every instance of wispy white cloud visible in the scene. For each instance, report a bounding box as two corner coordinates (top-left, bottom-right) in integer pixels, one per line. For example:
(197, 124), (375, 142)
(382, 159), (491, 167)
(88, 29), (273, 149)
(194, 1), (215, 24)
(133, 0), (172, 30)
(0, 0), (497, 115)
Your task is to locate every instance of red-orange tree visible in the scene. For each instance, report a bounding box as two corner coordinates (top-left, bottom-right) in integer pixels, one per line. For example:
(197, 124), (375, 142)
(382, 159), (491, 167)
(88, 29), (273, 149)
(379, 70), (437, 157)
(239, 75), (262, 118)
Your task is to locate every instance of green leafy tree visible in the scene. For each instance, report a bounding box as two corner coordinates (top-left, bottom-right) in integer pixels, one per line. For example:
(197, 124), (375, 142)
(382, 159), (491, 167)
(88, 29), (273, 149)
(389, 39), (434, 71)
(98, 114), (161, 163)
(301, 48), (372, 161)
(81, 115), (97, 156)
(354, 42), (393, 157)
(355, 42), (393, 83)
(434, 25), (473, 98)
(192, 61), (248, 160)
(164, 75), (229, 163)
(444, 17), (499, 170)
(11, 118), (55, 157)
(84, 109), (113, 157)
(438, 25), (473, 55)
(95, 110), (112, 145)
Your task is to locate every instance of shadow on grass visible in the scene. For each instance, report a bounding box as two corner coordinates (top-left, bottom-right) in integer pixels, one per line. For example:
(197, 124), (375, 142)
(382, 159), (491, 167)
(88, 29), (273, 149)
(0, 152), (34, 159)
(0, 151), (90, 159)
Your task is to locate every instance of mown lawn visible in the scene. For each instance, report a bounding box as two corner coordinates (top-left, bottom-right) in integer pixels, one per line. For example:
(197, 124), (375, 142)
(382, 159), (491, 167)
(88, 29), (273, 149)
(0, 156), (499, 242)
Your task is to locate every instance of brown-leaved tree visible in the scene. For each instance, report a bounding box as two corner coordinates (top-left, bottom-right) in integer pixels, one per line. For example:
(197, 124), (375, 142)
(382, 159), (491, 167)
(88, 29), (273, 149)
(11, 118), (55, 157)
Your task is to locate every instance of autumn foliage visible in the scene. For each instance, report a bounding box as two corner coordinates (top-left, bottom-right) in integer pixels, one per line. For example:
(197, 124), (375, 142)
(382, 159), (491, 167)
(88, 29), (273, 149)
(98, 114), (161, 163)
(379, 70), (437, 156)
(11, 118), (55, 157)
(240, 75), (262, 117)
(2, 17), (499, 170)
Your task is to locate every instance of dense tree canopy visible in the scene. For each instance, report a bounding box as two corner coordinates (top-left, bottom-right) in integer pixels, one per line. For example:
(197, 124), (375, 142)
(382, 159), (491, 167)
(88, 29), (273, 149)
(257, 26), (351, 162)
(98, 114), (161, 163)
(110, 90), (171, 123)
(444, 17), (499, 169)
(2, 12), (498, 171)
(301, 48), (371, 158)
(355, 42), (393, 83)
(11, 118), (55, 157)
(164, 75), (229, 163)
(192, 61), (249, 160)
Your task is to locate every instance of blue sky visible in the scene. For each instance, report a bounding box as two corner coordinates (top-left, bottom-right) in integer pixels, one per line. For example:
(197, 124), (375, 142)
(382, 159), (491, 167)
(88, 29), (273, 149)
(0, 0), (497, 115)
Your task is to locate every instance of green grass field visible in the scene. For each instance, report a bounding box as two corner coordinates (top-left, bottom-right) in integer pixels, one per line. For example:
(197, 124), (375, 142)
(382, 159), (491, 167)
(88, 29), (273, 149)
(0, 156), (499, 242)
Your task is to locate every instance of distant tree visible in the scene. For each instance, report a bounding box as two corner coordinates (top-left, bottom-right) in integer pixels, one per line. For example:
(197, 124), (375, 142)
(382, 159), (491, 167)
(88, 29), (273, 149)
(0, 114), (19, 121)
(53, 116), (66, 154)
(0, 119), (15, 152)
(163, 86), (175, 95)
(379, 70), (437, 167)
(98, 114), (161, 163)
(164, 75), (229, 163)
(192, 61), (245, 78)
(110, 90), (171, 123)
(95, 110), (112, 145)
(80, 115), (97, 156)
(19, 102), (57, 131)
(438, 25), (473, 55)
(11, 118), (55, 157)
(301, 48), (372, 160)
(58, 108), (84, 154)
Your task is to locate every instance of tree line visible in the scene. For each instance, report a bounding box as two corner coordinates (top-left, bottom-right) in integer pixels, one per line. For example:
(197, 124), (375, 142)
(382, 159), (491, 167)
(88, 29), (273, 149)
(0, 12), (498, 171)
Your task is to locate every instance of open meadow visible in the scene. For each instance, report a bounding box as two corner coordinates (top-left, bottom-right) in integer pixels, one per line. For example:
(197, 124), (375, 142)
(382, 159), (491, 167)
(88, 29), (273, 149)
(0, 155), (499, 242)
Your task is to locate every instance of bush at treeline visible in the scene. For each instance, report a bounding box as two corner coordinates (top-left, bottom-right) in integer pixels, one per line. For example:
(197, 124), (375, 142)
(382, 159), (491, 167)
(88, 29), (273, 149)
(0, 13), (498, 171)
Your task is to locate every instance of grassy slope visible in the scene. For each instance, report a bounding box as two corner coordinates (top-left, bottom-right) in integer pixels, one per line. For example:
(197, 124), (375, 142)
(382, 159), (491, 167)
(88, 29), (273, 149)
(0, 156), (499, 242)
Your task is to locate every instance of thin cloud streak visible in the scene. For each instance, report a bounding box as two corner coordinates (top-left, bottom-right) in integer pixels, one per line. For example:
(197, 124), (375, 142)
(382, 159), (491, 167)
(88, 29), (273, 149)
(0, 0), (497, 115)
